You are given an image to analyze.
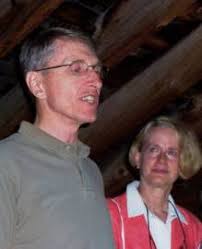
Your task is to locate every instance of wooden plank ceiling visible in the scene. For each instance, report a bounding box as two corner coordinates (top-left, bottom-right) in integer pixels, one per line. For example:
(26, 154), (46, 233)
(0, 0), (201, 218)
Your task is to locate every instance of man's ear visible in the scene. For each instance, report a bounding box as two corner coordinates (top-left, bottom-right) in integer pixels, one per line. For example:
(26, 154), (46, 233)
(26, 71), (46, 99)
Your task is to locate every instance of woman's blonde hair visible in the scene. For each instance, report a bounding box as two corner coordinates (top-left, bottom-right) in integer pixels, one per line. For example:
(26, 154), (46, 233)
(129, 116), (202, 179)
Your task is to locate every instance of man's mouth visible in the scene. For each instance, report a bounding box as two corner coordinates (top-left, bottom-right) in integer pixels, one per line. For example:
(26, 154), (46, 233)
(81, 95), (98, 104)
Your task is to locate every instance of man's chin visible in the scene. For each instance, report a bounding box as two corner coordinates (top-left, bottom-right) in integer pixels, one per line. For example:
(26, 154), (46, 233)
(86, 115), (97, 124)
(80, 114), (97, 126)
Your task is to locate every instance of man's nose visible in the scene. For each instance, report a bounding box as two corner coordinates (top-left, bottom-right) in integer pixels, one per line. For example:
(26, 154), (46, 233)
(90, 70), (103, 90)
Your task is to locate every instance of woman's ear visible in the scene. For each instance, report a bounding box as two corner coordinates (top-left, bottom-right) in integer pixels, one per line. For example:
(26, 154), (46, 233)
(25, 71), (46, 99)
(134, 150), (141, 169)
(129, 147), (141, 169)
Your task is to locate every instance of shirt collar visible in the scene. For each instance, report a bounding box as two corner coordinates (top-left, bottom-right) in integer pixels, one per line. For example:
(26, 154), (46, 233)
(18, 121), (90, 158)
(126, 180), (187, 224)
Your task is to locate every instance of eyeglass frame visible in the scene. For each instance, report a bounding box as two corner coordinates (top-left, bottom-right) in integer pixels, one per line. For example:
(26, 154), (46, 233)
(141, 143), (180, 161)
(34, 59), (107, 78)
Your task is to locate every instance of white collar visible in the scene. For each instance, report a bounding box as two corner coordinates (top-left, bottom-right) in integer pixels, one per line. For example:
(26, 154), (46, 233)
(126, 181), (187, 224)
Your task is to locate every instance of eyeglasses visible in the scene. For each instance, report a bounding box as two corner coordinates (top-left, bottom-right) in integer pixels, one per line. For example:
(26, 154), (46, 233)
(34, 59), (107, 78)
(142, 144), (179, 161)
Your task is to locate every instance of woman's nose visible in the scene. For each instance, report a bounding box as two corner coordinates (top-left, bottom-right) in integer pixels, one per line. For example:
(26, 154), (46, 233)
(157, 150), (168, 161)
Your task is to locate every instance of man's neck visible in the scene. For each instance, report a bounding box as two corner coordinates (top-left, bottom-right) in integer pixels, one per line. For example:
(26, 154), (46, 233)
(34, 117), (79, 144)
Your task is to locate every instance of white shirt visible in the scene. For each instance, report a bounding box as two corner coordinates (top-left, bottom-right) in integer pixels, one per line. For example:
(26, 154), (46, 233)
(126, 181), (187, 249)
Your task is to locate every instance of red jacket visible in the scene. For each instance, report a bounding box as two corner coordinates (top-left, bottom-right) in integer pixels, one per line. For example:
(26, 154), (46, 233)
(108, 192), (202, 249)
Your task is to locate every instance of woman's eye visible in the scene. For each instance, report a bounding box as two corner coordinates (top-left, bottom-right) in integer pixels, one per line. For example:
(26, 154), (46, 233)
(148, 146), (159, 153)
(167, 150), (178, 158)
(150, 146), (157, 151)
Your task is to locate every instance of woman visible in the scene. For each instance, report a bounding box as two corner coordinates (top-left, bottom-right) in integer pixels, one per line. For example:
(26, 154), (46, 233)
(108, 116), (202, 249)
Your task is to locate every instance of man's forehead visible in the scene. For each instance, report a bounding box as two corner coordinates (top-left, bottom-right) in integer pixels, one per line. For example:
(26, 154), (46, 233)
(54, 38), (93, 51)
(53, 38), (99, 63)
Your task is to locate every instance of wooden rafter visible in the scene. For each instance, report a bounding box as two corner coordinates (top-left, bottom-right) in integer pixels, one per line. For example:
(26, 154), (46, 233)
(95, 0), (197, 66)
(80, 25), (202, 157)
(0, 0), (64, 58)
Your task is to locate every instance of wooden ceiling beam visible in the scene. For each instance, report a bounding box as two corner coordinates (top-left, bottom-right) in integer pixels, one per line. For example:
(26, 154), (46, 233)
(95, 0), (197, 67)
(143, 34), (169, 50)
(178, 92), (202, 138)
(0, 0), (12, 18)
(52, 3), (96, 32)
(0, 0), (64, 58)
(80, 25), (202, 158)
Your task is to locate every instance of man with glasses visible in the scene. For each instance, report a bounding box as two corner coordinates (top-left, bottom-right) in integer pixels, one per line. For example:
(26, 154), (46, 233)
(0, 27), (114, 249)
